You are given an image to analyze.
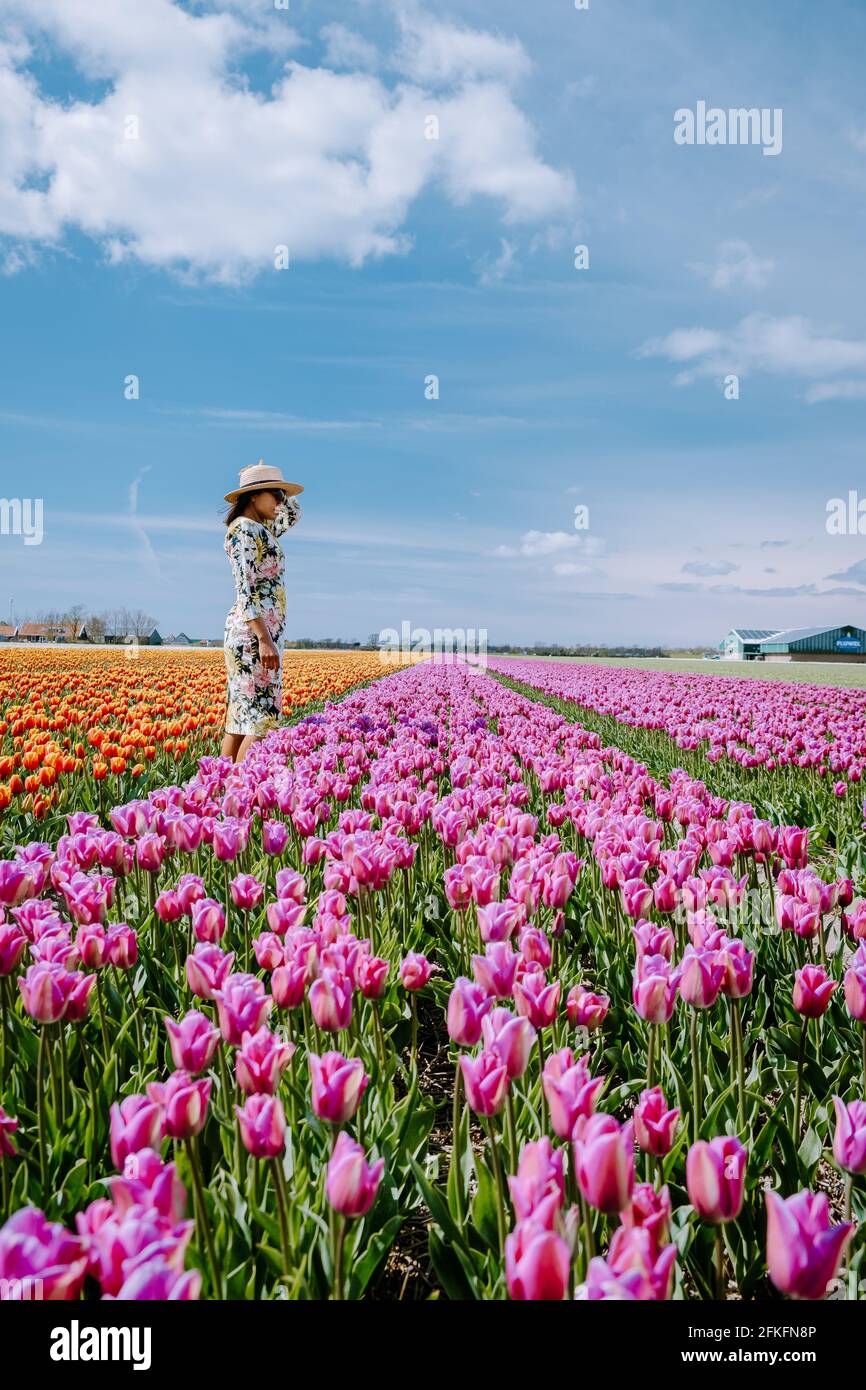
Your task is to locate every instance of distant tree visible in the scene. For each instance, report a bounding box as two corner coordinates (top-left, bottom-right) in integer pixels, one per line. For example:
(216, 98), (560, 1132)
(128, 609), (158, 638)
(87, 613), (107, 642)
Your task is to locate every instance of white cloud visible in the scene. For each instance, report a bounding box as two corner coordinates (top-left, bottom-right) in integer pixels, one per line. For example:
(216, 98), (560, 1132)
(689, 239), (774, 291)
(0, 0), (574, 282)
(393, 9), (531, 86)
(475, 236), (516, 285)
(805, 379), (866, 404)
(682, 559), (738, 577)
(640, 313), (866, 391)
(320, 23), (379, 71)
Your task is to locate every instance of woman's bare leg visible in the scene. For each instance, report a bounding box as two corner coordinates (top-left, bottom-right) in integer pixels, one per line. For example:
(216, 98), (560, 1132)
(236, 732), (263, 763)
(221, 732), (244, 761)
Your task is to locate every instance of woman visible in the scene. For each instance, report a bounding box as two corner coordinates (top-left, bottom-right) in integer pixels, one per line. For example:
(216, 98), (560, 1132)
(220, 460), (303, 763)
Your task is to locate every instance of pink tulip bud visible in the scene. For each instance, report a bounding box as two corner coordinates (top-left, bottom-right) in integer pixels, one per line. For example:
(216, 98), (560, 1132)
(634, 1087), (679, 1156)
(271, 958), (307, 1010)
(513, 968), (560, 1029)
(191, 898), (226, 944)
(685, 1135), (746, 1224)
(765, 1188), (853, 1300)
(844, 956), (866, 1022)
(678, 946), (725, 1009)
(476, 900), (525, 943)
(148, 1071), (211, 1140)
(566, 984), (610, 1031)
(832, 1096), (866, 1175)
(632, 954), (678, 1025)
(326, 1130), (385, 1218)
(509, 1137), (564, 1222)
(356, 954), (389, 1000)
(262, 820), (290, 856)
(109, 1094), (165, 1169)
(400, 951), (433, 991)
(472, 942), (518, 999)
(155, 890), (183, 924)
(542, 1048), (605, 1140)
(0, 922), (26, 976)
(505, 1221), (570, 1301)
(214, 973), (272, 1045)
(106, 923), (138, 970)
(309, 967), (353, 1032)
(792, 964), (837, 1018)
(185, 942), (235, 1000)
(236, 1093), (286, 1159)
(573, 1113), (635, 1214)
(459, 1049), (509, 1116)
(480, 1006), (535, 1079)
(309, 1051), (369, 1124)
(18, 961), (71, 1023)
(236, 1026), (295, 1095)
(164, 1010), (220, 1074)
(446, 977), (492, 1046)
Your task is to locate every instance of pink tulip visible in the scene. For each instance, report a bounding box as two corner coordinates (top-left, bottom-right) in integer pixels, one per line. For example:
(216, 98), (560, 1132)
(356, 954), (389, 1000)
(212, 818), (247, 862)
(136, 834), (166, 874)
(459, 1050), (509, 1116)
(472, 942), (519, 999)
(832, 1096), (866, 1175)
(309, 1051), (369, 1124)
(718, 938), (754, 999)
(518, 927), (552, 970)
(634, 1087), (680, 1156)
(678, 946), (725, 1009)
(108, 1149), (186, 1224)
(148, 1071), (211, 1140)
(18, 961), (71, 1023)
(262, 819), (290, 856)
(447, 976), (492, 1046)
(109, 1094), (165, 1169)
(505, 1221), (570, 1301)
(155, 890), (183, 924)
(236, 1094), (286, 1159)
(542, 1048), (605, 1139)
(214, 973), (272, 1045)
(309, 967), (353, 1032)
(164, 1011), (220, 1075)
(619, 1182), (672, 1252)
(191, 898), (226, 944)
(63, 972), (97, 1023)
(513, 968), (560, 1029)
(573, 1113), (635, 1214)
(565, 984), (610, 1031)
(106, 923), (138, 970)
(230, 873), (264, 911)
(632, 954), (678, 1025)
(765, 1189), (853, 1300)
(587, 1227), (676, 1301)
(271, 958), (307, 1010)
(236, 1026), (295, 1095)
(685, 1136), (746, 1224)
(508, 1138), (565, 1227)
(114, 1259), (201, 1301)
(266, 899), (307, 935)
(480, 1007), (536, 1079)
(844, 953), (866, 1021)
(621, 878), (654, 920)
(0, 922), (26, 975)
(400, 952), (433, 991)
(326, 1131), (384, 1218)
(0, 1207), (88, 1300)
(185, 943), (235, 1000)
(793, 965), (837, 1019)
(477, 900), (524, 943)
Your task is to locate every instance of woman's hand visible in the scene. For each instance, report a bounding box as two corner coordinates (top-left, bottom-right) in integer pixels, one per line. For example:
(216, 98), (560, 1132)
(259, 636), (280, 672)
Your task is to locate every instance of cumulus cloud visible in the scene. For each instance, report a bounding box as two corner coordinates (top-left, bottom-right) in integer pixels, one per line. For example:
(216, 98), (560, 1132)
(0, 0), (574, 282)
(639, 313), (866, 394)
(320, 23), (379, 71)
(689, 240), (774, 291)
(825, 558), (866, 585)
(494, 530), (603, 560)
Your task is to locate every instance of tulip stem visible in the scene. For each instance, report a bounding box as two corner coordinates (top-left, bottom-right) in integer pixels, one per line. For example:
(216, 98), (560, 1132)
(506, 1089), (519, 1174)
(95, 972), (110, 1058)
(187, 1135), (223, 1298)
(646, 1025), (655, 1089)
(451, 1063), (465, 1226)
(331, 1211), (346, 1301)
(793, 1017), (807, 1144)
(861, 1024), (866, 1096)
(410, 995), (418, 1077)
(731, 999), (745, 1133)
(714, 1227), (725, 1301)
(272, 1154), (293, 1287)
(690, 1010), (702, 1145)
(484, 1117), (508, 1257)
(536, 1032), (547, 1135)
(36, 1026), (48, 1194)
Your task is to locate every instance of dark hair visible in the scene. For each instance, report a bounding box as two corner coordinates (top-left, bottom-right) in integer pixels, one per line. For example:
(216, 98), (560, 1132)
(224, 487), (285, 527)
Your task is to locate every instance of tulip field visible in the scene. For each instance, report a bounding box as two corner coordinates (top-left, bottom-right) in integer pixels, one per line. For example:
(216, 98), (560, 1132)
(2, 650), (866, 1302)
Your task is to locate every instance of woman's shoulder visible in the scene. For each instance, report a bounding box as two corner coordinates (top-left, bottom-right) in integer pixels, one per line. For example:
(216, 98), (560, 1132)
(226, 516), (266, 540)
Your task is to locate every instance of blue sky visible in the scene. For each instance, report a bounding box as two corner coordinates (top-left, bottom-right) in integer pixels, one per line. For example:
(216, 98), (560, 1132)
(1, 0), (866, 645)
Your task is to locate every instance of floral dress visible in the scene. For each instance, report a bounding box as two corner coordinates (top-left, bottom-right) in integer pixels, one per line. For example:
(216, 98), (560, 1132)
(223, 497), (301, 736)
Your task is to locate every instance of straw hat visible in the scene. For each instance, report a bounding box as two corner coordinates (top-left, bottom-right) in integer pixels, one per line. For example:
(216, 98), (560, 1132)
(224, 459), (304, 503)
